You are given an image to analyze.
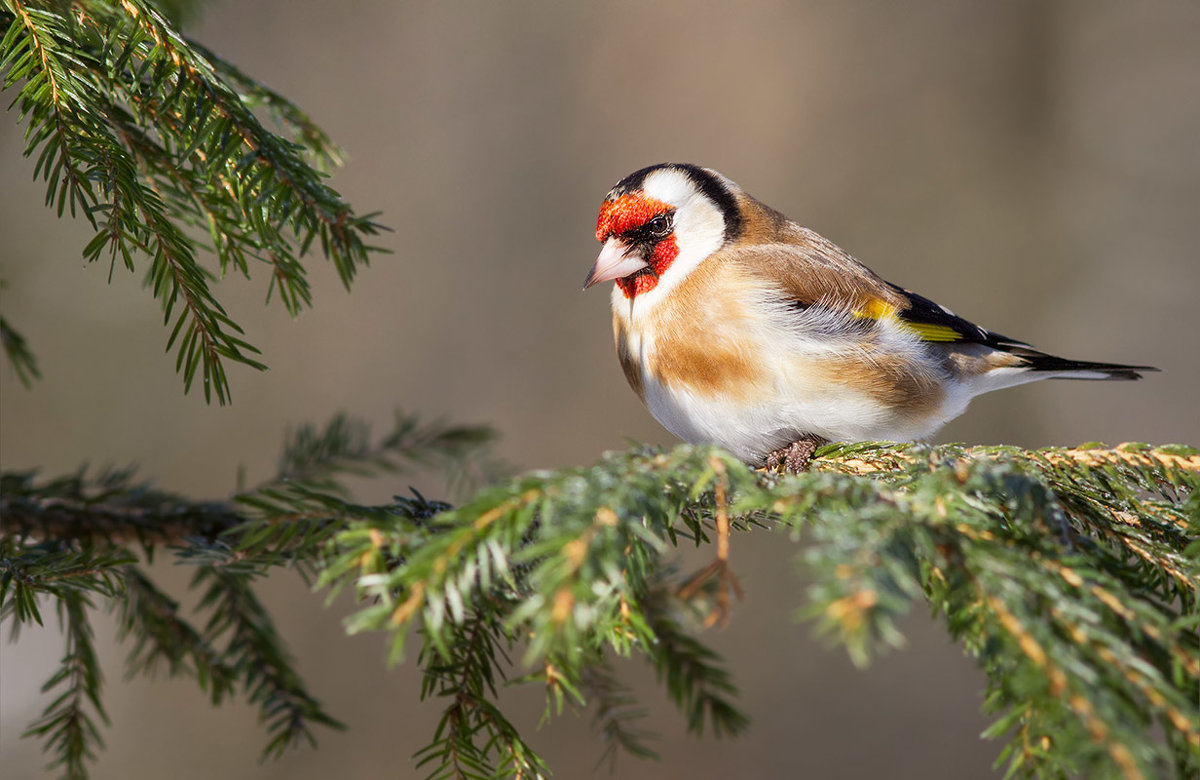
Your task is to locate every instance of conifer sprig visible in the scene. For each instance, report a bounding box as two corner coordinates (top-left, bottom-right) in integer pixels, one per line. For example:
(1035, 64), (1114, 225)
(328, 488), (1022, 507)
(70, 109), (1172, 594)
(115, 565), (236, 700)
(584, 662), (659, 770)
(2, 415), (1197, 779)
(20, 591), (113, 779)
(327, 441), (1198, 780)
(0, 412), (494, 777)
(0, 311), (41, 386)
(414, 609), (549, 780)
(193, 566), (346, 757)
(0, 0), (385, 402)
(782, 443), (1200, 779)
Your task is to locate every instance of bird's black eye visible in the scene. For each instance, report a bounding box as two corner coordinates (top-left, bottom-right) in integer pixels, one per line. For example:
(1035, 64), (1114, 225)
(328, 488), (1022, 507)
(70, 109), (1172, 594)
(646, 213), (672, 237)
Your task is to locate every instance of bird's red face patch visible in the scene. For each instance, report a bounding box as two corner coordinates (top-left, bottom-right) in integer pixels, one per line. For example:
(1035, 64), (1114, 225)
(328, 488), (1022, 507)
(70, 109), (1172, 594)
(595, 192), (679, 298)
(615, 237), (678, 298)
(595, 193), (672, 241)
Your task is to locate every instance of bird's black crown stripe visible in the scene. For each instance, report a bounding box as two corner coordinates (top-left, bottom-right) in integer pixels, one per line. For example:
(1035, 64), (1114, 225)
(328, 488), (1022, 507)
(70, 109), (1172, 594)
(608, 163), (743, 242)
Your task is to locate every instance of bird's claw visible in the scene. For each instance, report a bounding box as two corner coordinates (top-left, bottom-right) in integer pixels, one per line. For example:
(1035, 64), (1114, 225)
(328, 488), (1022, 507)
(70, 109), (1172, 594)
(766, 434), (829, 474)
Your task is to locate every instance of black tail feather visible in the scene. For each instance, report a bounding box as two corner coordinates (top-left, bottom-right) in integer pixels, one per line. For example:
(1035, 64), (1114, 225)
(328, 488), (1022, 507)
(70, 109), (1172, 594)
(1005, 347), (1158, 381)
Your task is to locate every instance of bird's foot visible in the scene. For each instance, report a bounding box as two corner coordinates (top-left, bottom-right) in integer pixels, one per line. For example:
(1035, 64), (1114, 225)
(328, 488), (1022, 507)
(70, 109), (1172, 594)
(765, 434), (829, 474)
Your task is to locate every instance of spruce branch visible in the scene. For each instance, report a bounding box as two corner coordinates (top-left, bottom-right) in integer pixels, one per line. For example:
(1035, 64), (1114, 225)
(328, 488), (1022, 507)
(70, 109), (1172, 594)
(0, 0), (385, 403)
(784, 442), (1200, 778)
(192, 566), (345, 758)
(0, 467), (245, 545)
(331, 441), (1198, 779)
(0, 411), (496, 779)
(0, 413), (496, 551)
(414, 609), (548, 780)
(21, 590), (111, 779)
(0, 539), (134, 633)
(583, 662), (659, 770)
(4, 432), (1197, 779)
(331, 446), (765, 777)
(0, 311), (42, 386)
(641, 585), (751, 739)
(272, 411), (500, 494)
(115, 565), (236, 701)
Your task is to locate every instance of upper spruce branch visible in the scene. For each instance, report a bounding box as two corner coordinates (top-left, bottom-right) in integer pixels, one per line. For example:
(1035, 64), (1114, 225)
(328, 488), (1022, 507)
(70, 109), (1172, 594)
(0, 0), (385, 402)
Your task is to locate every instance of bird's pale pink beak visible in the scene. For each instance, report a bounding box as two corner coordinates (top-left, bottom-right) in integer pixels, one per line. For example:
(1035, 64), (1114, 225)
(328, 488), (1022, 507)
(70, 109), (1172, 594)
(582, 238), (649, 290)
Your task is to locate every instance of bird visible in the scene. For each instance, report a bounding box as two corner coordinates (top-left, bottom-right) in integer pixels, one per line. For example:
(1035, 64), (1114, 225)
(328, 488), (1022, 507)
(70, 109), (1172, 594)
(583, 163), (1157, 473)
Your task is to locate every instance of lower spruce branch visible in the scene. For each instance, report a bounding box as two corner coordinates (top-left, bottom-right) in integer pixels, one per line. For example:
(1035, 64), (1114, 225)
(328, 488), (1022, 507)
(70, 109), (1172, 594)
(414, 609), (547, 780)
(116, 566), (237, 702)
(584, 662), (659, 770)
(192, 566), (345, 758)
(21, 591), (109, 780)
(3, 438), (1198, 779)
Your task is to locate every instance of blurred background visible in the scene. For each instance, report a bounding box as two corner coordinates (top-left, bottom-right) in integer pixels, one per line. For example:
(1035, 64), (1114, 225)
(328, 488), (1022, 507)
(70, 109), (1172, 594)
(3, 1), (1199, 777)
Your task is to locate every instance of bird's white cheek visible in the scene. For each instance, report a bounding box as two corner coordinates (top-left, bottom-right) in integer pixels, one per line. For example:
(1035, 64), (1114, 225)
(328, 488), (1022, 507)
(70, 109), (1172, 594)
(672, 199), (725, 263)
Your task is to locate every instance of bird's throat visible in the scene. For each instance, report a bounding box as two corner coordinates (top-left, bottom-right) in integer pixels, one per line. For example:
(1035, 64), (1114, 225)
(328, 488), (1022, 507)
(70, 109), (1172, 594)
(616, 237), (679, 299)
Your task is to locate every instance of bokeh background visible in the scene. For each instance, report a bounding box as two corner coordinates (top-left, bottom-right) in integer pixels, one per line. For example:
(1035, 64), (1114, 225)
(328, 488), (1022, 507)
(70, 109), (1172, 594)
(3, 2), (1199, 778)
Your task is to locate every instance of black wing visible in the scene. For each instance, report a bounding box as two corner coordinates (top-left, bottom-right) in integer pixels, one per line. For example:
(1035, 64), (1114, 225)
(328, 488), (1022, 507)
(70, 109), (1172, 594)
(886, 283), (1026, 347)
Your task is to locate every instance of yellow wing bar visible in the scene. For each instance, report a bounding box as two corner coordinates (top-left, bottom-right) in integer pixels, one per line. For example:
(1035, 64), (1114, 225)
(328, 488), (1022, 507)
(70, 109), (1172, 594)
(853, 298), (966, 343)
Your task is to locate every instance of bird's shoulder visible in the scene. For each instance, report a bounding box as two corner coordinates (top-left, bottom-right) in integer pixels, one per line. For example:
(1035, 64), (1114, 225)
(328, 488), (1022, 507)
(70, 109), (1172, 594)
(713, 219), (905, 313)
(714, 218), (1019, 347)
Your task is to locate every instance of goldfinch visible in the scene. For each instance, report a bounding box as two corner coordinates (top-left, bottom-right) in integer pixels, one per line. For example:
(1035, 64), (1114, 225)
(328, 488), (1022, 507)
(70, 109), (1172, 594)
(584, 163), (1156, 472)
